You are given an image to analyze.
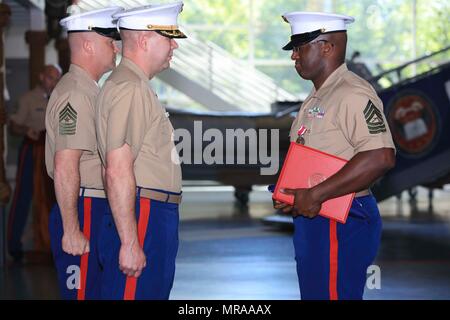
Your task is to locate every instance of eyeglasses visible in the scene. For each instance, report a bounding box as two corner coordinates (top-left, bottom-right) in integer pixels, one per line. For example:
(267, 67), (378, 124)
(292, 40), (333, 53)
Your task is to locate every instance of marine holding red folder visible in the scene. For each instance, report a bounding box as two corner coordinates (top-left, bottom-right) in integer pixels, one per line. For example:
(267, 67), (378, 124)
(275, 11), (396, 300)
(273, 126), (355, 224)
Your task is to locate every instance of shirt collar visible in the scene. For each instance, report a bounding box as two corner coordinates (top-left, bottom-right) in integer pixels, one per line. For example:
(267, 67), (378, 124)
(69, 64), (99, 92)
(120, 57), (149, 82)
(311, 63), (348, 98)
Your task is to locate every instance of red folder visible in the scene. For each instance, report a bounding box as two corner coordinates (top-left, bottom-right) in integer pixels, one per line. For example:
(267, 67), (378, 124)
(273, 142), (355, 223)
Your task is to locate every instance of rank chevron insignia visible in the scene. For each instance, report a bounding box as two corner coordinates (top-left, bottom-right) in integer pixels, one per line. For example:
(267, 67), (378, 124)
(364, 100), (386, 134)
(59, 103), (77, 135)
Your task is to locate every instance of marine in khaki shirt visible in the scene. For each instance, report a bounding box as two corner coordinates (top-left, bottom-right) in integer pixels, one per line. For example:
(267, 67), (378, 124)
(7, 65), (61, 262)
(289, 63), (395, 162)
(275, 11), (396, 300)
(45, 5), (122, 300)
(96, 57), (181, 192)
(46, 64), (103, 188)
(10, 65), (61, 139)
(94, 3), (186, 300)
(11, 86), (48, 133)
(277, 20), (396, 215)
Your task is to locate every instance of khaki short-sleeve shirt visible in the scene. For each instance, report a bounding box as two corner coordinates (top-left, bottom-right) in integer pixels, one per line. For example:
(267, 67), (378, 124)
(95, 58), (182, 193)
(290, 64), (395, 160)
(45, 64), (103, 189)
(10, 86), (48, 132)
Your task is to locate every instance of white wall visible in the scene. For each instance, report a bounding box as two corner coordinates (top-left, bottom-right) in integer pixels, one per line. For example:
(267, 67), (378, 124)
(4, 0), (58, 64)
(5, 25), (29, 59)
(4, 19), (58, 65)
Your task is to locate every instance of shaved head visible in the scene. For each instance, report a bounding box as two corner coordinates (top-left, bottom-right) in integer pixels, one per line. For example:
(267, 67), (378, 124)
(68, 32), (105, 54)
(120, 29), (139, 52)
(120, 29), (154, 55)
(67, 31), (119, 81)
(120, 29), (178, 77)
(320, 32), (348, 64)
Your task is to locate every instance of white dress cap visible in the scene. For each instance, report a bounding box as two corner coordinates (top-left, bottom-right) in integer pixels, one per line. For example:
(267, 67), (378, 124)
(281, 11), (354, 50)
(113, 1), (186, 39)
(60, 6), (124, 40)
(60, 6), (123, 31)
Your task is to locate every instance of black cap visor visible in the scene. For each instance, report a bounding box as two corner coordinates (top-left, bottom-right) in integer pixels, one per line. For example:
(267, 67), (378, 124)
(282, 29), (346, 50)
(282, 29), (323, 50)
(92, 27), (121, 40)
(68, 29), (121, 41)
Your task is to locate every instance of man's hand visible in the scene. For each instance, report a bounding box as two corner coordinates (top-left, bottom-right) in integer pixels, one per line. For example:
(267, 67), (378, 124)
(280, 188), (322, 218)
(119, 240), (146, 278)
(54, 149), (84, 255)
(26, 128), (39, 141)
(273, 198), (294, 214)
(106, 144), (144, 277)
(62, 230), (90, 256)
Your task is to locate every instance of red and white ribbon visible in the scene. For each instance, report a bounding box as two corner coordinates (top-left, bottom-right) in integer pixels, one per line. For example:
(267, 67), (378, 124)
(297, 125), (307, 137)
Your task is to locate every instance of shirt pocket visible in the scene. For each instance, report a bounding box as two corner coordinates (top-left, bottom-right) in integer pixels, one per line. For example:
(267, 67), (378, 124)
(308, 126), (341, 148)
(309, 110), (354, 153)
(153, 114), (175, 150)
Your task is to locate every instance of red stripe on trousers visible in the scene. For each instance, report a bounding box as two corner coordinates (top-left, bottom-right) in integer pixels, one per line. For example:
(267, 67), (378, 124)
(7, 143), (30, 242)
(77, 197), (92, 300)
(329, 220), (339, 300)
(123, 198), (151, 300)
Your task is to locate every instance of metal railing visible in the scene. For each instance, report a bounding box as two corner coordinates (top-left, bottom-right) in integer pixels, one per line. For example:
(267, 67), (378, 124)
(370, 45), (450, 88)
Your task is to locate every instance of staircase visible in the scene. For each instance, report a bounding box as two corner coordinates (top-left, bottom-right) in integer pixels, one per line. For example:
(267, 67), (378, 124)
(159, 28), (298, 112)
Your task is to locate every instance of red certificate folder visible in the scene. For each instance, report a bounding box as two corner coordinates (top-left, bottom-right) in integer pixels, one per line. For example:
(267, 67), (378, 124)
(273, 142), (355, 223)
